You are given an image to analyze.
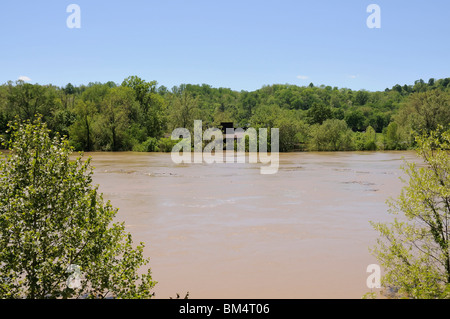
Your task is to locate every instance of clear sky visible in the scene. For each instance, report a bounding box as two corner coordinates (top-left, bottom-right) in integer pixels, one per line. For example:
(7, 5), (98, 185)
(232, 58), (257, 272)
(1, 0), (449, 92)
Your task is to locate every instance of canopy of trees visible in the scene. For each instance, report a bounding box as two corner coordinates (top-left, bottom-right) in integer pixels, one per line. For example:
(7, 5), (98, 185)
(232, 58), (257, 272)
(0, 76), (449, 152)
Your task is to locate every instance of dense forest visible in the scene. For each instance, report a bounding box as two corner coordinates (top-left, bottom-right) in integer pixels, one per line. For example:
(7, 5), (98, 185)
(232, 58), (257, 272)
(0, 76), (449, 152)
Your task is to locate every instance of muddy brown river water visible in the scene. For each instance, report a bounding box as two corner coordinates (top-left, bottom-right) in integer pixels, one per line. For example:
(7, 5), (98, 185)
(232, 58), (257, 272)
(84, 151), (421, 298)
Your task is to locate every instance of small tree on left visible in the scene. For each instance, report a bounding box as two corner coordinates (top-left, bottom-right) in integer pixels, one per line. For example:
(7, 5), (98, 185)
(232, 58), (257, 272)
(0, 117), (156, 298)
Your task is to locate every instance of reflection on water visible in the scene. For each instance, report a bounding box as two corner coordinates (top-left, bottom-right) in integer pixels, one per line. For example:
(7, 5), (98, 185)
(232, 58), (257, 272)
(84, 151), (420, 298)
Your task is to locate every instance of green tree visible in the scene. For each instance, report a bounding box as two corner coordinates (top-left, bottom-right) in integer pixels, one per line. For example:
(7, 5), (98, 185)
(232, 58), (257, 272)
(370, 128), (450, 298)
(140, 92), (167, 138)
(384, 122), (401, 150)
(168, 91), (199, 131)
(355, 90), (370, 105)
(6, 81), (61, 131)
(308, 119), (353, 151)
(413, 79), (427, 93)
(0, 118), (156, 298)
(274, 110), (308, 152)
(121, 76), (157, 105)
(97, 87), (136, 151)
(250, 104), (280, 129)
(363, 126), (377, 150)
(121, 76), (166, 138)
(399, 90), (450, 135)
(239, 91), (257, 119)
(306, 102), (332, 125)
(69, 100), (97, 151)
(345, 109), (366, 132)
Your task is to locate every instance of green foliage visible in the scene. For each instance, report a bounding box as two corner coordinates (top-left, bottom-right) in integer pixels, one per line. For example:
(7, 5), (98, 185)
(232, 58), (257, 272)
(308, 119), (353, 151)
(306, 103), (332, 125)
(353, 126), (377, 151)
(0, 77), (448, 153)
(133, 137), (160, 152)
(397, 89), (450, 135)
(96, 87), (136, 151)
(384, 122), (400, 150)
(168, 91), (200, 131)
(274, 111), (308, 152)
(355, 90), (370, 106)
(68, 100), (97, 151)
(345, 109), (366, 132)
(361, 291), (377, 299)
(0, 117), (156, 298)
(122, 76), (166, 138)
(158, 137), (181, 153)
(370, 128), (450, 298)
(121, 76), (157, 104)
(383, 122), (411, 150)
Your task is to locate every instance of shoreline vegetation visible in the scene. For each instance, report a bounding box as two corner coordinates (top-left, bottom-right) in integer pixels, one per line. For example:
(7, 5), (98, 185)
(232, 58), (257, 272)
(0, 76), (449, 153)
(0, 118), (156, 299)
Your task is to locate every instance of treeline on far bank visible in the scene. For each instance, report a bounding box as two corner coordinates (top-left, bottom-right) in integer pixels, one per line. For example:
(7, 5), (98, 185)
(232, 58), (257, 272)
(0, 76), (449, 152)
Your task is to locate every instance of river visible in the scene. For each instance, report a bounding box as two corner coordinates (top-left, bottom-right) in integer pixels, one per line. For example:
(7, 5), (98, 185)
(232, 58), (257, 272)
(85, 151), (420, 298)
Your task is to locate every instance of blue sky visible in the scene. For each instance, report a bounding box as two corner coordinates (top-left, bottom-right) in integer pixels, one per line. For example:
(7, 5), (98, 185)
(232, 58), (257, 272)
(0, 0), (449, 92)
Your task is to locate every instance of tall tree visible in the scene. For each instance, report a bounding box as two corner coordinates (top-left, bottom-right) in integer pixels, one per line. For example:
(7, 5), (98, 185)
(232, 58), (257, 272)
(122, 76), (165, 138)
(98, 87), (136, 151)
(400, 90), (450, 134)
(0, 118), (155, 298)
(168, 91), (199, 131)
(371, 128), (450, 298)
(69, 100), (97, 151)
